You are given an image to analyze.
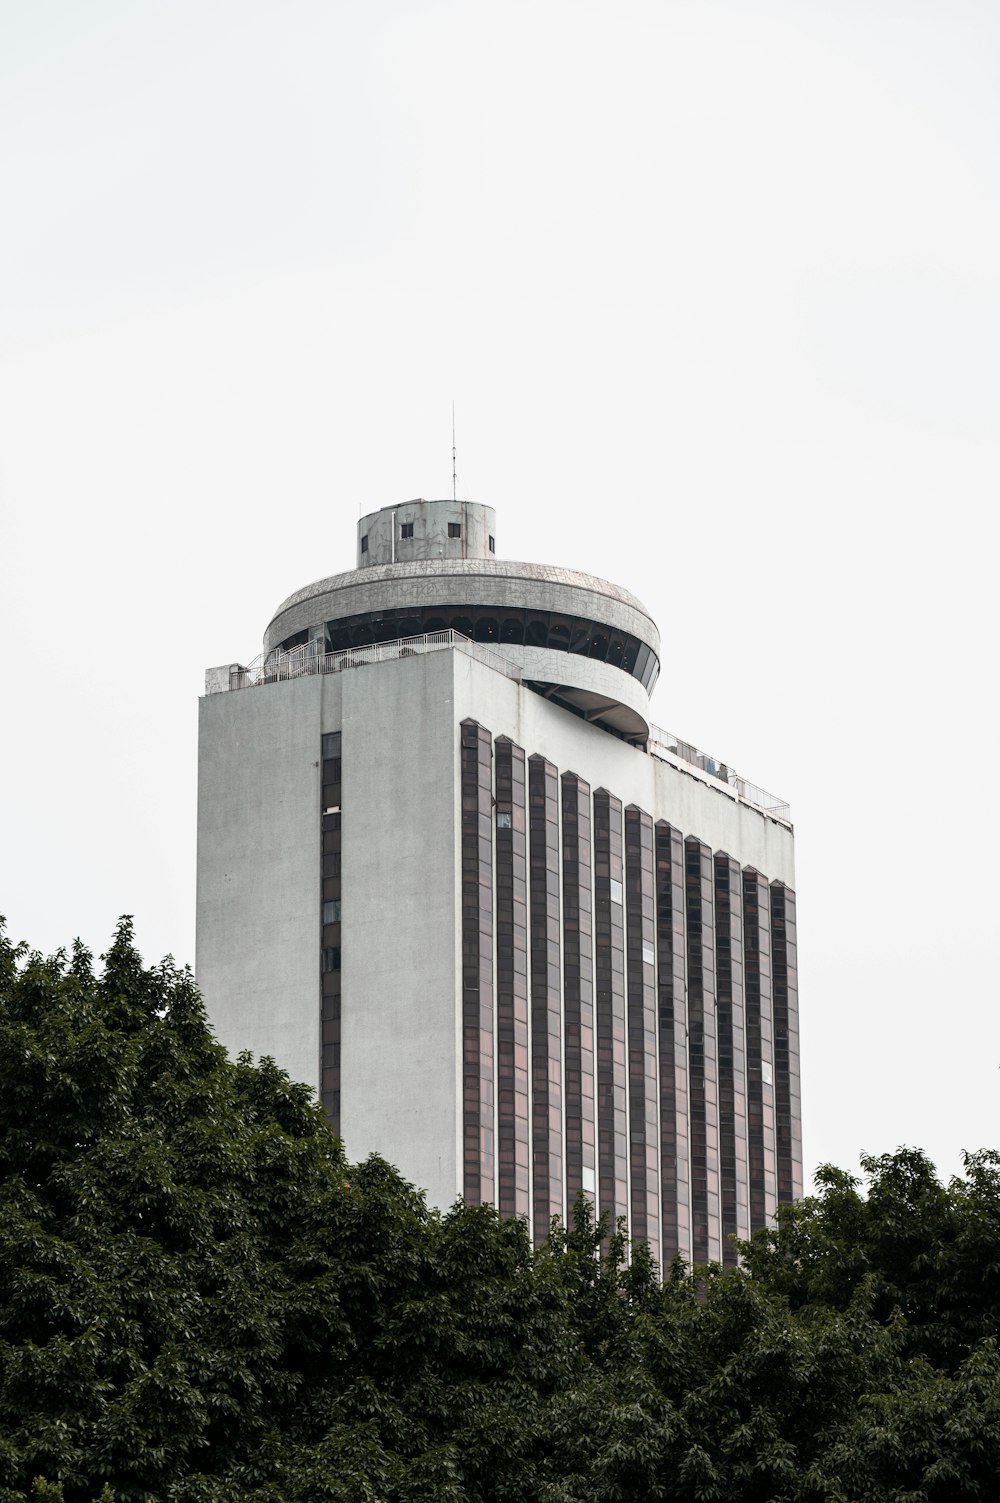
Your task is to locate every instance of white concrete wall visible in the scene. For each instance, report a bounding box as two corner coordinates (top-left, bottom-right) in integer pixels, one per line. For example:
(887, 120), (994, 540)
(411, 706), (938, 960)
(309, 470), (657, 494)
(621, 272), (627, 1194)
(196, 675), (323, 1088)
(337, 650), (462, 1209)
(357, 500), (497, 567)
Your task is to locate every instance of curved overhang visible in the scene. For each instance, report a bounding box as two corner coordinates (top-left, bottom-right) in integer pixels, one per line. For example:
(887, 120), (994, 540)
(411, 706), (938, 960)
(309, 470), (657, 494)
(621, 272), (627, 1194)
(266, 558), (659, 660)
(499, 645), (651, 740)
(530, 685), (649, 742)
(264, 557), (660, 745)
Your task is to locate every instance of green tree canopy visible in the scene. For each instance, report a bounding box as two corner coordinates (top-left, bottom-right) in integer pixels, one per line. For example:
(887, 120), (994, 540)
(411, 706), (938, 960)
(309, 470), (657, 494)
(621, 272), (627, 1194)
(2, 917), (999, 1502)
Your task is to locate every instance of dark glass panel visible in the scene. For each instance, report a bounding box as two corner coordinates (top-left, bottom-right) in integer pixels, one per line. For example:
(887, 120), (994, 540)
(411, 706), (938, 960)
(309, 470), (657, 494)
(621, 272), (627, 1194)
(634, 644), (650, 682)
(589, 626), (610, 661)
(282, 604), (665, 689)
(569, 620), (591, 654)
(548, 615), (572, 651)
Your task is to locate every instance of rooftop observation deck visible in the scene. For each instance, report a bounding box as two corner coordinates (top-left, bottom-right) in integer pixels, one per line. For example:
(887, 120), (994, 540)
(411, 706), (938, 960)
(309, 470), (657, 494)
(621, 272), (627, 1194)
(205, 630), (792, 827)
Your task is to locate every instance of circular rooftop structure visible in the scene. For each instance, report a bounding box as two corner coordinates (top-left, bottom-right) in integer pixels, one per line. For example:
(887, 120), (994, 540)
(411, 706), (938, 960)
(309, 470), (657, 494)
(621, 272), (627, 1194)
(265, 500), (661, 742)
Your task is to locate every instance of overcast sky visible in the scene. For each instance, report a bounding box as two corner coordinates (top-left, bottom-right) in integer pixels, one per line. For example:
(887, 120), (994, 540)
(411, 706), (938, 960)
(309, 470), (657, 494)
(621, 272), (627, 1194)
(2, 0), (998, 1189)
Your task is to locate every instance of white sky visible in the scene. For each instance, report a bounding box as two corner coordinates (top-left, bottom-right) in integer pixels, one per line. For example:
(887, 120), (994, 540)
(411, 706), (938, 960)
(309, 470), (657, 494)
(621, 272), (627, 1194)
(2, 0), (998, 1188)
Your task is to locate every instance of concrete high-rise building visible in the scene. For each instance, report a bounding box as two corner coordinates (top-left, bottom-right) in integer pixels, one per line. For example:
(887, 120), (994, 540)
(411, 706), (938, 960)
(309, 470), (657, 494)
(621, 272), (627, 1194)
(197, 499), (801, 1265)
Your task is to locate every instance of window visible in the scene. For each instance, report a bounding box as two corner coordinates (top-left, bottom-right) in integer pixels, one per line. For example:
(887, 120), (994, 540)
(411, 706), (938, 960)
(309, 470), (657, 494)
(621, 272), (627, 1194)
(401, 521), (414, 539)
(642, 940), (656, 966)
(323, 899), (341, 925)
(290, 607), (661, 688)
(322, 732), (341, 758)
(448, 522), (461, 538)
(489, 535), (495, 552)
(496, 811), (512, 828)
(360, 534), (369, 553)
(762, 1060), (773, 1085)
(322, 947), (341, 972)
(610, 877), (623, 905)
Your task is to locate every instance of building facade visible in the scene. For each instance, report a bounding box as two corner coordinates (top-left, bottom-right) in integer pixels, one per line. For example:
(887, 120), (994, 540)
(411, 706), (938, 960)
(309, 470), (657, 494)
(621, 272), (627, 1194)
(197, 499), (802, 1265)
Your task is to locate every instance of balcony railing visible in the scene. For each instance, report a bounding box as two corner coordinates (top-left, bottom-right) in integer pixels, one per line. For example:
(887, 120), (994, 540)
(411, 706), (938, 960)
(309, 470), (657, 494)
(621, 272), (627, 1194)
(209, 631), (791, 824)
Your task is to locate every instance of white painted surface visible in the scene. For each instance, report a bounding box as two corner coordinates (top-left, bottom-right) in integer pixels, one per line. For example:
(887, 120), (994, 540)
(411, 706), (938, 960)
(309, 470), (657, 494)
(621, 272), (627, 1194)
(337, 650), (462, 1209)
(357, 498), (497, 567)
(196, 675), (323, 1089)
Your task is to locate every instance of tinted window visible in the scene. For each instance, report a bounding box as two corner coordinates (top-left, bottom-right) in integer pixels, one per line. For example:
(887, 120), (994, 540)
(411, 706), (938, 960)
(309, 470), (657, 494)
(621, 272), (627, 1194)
(589, 628), (609, 660)
(279, 605), (659, 687)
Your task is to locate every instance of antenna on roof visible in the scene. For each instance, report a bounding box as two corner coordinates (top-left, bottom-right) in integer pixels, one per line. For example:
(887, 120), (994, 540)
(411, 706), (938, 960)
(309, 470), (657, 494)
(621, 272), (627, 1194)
(451, 401), (457, 502)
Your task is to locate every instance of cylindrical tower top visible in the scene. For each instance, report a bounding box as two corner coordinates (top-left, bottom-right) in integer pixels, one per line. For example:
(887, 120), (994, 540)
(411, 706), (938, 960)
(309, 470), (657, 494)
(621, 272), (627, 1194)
(357, 499), (496, 568)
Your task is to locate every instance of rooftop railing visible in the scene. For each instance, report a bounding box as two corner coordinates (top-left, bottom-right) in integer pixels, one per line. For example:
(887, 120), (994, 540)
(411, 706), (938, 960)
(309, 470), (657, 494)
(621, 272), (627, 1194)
(209, 631), (791, 824)
(219, 629), (522, 692)
(647, 725), (792, 825)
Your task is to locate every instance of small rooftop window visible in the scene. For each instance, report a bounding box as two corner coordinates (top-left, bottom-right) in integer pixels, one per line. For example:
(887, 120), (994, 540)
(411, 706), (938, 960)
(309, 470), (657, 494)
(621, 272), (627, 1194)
(360, 534), (369, 553)
(448, 522), (461, 538)
(489, 535), (495, 553)
(401, 521), (414, 539)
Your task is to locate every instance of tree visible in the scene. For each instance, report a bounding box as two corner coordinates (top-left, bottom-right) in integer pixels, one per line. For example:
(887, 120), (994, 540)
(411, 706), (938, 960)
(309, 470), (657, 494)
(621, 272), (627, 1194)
(4, 916), (1000, 1502)
(0, 920), (574, 1501)
(740, 1147), (1000, 1370)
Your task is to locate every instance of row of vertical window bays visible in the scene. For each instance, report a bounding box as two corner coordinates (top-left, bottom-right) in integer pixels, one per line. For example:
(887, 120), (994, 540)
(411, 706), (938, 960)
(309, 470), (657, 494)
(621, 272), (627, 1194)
(323, 925), (781, 1070)
(323, 856), (789, 968)
(280, 604), (660, 692)
(321, 725), (792, 968)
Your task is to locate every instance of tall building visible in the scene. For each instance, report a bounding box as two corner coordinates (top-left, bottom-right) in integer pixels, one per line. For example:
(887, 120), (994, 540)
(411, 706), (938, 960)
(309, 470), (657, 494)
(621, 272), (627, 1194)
(197, 498), (801, 1265)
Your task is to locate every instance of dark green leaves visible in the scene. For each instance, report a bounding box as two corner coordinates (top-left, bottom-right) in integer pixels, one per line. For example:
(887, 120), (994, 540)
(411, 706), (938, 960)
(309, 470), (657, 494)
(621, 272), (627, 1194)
(3, 917), (1000, 1501)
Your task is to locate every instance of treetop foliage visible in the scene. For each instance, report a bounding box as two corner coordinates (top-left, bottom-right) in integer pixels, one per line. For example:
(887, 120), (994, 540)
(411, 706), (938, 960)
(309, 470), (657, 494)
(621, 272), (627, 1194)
(2, 916), (999, 1501)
